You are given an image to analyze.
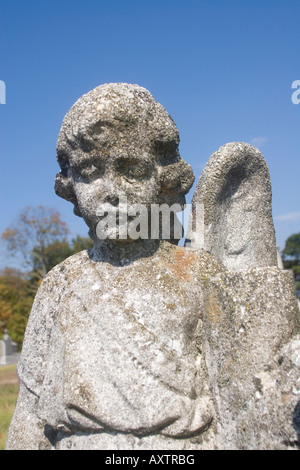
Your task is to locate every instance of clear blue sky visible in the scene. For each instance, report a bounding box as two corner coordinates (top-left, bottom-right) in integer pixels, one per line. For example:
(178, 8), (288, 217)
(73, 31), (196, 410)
(0, 0), (299, 268)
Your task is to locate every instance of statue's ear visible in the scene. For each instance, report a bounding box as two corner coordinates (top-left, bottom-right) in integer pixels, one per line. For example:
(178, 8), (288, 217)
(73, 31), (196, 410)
(186, 142), (278, 271)
(55, 172), (81, 217)
(158, 160), (195, 205)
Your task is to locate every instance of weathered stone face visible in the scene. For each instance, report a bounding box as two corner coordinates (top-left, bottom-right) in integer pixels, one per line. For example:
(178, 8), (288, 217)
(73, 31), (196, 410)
(55, 83), (194, 240)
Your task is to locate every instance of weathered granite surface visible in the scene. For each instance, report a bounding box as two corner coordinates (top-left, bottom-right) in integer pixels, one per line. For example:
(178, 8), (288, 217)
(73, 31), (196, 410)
(201, 267), (300, 449)
(6, 83), (300, 450)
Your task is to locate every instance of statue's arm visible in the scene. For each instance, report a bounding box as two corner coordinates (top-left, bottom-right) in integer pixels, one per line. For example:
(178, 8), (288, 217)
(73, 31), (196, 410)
(5, 383), (51, 450)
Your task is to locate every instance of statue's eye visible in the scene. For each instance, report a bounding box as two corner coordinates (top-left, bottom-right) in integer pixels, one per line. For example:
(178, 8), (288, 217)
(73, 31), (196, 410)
(74, 163), (104, 182)
(153, 140), (179, 166)
(115, 158), (153, 181)
(78, 136), (95, 152)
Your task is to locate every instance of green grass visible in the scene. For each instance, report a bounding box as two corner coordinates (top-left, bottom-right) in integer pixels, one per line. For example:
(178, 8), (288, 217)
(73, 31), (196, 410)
(0, 365), (19, 450)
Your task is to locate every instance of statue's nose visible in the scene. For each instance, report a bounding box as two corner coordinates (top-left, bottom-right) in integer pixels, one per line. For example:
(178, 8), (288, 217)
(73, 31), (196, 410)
(96, 174), (126, 206)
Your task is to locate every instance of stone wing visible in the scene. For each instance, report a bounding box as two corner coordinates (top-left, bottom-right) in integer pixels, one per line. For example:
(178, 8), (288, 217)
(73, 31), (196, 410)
(185, 142), (278, 271)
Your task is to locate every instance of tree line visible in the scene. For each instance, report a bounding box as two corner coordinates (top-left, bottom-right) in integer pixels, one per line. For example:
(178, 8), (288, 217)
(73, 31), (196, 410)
(282, 232), (300, 297)
(0, 206), (299, 349)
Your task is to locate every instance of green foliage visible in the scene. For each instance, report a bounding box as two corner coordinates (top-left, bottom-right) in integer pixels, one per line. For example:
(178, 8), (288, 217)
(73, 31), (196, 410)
(0, 268), (36, 348)
(282, 232), (300, 298)
(0, 384), (19, 450)
(71, 235), (94, 252)
(282, 232), (300, 264)
(0, 365), (19, 450)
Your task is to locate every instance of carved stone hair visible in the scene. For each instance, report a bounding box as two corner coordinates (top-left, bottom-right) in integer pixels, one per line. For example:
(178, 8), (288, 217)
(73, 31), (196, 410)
(55, 83), (194, 216)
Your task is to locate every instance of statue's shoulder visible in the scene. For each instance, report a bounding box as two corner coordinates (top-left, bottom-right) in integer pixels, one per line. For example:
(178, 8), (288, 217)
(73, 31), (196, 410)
(40, 249), (92, 288)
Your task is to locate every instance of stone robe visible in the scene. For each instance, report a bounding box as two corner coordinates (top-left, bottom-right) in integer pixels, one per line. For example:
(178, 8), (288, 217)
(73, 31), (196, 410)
(9, 243), (216, 449)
